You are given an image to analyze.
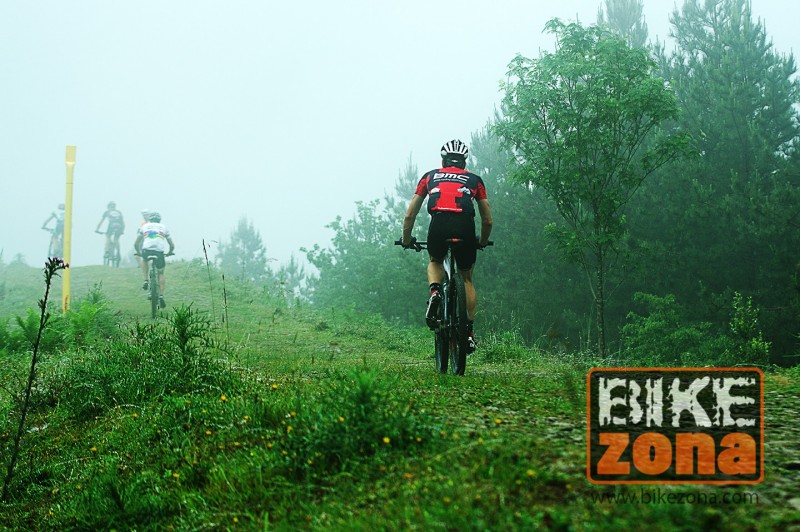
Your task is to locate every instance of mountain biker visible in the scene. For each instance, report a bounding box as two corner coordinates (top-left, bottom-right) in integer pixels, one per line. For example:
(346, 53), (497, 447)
(95, 201), (125, 263)
(41, 204), (65, 256)
(401, 139), (493, 353)
(134, 212), (175, 309)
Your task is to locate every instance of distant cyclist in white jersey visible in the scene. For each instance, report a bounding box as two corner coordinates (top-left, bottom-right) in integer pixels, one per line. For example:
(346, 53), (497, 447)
(134, 211), (175, 309)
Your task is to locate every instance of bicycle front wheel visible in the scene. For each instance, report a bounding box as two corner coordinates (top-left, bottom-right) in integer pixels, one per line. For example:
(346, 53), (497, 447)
(449, 272), (468, 376)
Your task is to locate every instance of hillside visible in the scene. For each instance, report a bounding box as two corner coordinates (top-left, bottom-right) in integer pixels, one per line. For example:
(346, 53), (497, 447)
(0, 260), (798, 530)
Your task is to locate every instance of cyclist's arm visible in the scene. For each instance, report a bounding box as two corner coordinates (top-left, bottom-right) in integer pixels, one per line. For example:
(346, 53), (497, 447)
(95, 211), (108, 232)
(133, 234), (143, 255)
(42, 213), (54, 230)
(477, 199), (493, 247)
(402, 194), (424, 245)
(166, 237), (175, 255)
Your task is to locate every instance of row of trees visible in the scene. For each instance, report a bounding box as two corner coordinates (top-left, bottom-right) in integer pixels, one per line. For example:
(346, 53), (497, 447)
(302, 0), (800, 365)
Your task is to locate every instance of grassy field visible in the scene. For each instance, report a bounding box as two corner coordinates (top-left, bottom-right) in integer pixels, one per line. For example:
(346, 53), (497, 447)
(0, 260), (798, 530)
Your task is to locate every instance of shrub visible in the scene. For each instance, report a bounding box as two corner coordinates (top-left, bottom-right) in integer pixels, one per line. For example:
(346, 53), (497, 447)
(622, 292), (770, 366)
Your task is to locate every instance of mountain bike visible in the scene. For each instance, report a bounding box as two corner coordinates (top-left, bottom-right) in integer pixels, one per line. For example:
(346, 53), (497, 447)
(43, 227), (63, 258)
(96, 230), (121, 267)
(135, 252), (173, 318)
(396, 238), (492, 375)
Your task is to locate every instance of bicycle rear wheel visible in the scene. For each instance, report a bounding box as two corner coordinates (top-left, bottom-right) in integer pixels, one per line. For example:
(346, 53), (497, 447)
(448, 272), (468, 376)
(435, 329), (449, 373)
(149, 267), (159, 319)
(434, 278), (449, 373)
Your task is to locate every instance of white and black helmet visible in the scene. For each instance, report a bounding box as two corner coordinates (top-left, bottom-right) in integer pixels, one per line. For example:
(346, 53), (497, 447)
(440, 139), (469, 158)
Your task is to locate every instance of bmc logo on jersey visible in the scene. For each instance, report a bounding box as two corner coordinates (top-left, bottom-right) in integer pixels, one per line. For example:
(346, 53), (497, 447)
(586, 368), (763, 484)
(433, 172), (468, 183)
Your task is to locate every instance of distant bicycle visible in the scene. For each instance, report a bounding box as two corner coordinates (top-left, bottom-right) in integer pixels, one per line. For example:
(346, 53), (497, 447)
(41, 204), (65, 258)
(396, 238), (492, 375)
(43, 227), (63, 258)
(96, 230), (121, 267)
(135, 252), (173, 318)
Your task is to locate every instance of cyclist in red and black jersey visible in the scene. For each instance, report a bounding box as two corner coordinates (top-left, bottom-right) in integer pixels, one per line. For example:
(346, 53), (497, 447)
(401, 139), (493, 352)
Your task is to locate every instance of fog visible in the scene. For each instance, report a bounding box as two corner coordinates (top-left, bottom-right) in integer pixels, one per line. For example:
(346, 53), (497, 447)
(1, 0), (797, 268)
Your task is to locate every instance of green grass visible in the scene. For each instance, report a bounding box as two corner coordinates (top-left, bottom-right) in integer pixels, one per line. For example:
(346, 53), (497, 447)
(0, 260), (798, 530)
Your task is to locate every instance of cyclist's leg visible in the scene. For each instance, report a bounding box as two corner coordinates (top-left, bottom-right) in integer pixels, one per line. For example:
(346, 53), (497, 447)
(157, 267), (166, 296)
(460, 267), (476, 320)
(427, 259), (445, 285)
(426, 215), (449, 285)
(111, 232), (120, 262)
(153, 252), (167, 305)
(141, 251), (151, 287)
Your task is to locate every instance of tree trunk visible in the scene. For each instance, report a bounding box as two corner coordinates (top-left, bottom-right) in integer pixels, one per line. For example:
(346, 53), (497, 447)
(595, 246), (606, 358)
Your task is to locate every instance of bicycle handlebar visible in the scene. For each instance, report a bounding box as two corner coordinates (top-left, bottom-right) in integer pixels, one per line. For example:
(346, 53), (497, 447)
(394, 238), (493, 252)
(134, 252), (175, 257)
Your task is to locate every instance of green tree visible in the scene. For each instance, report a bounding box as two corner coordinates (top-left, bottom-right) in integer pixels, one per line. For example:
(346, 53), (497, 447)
(628, 0), (800, 357)
(305, 160), (429, 324)
(469, 123), (588, 345)
(496, 19), (691, 356)
(216, 217), (271, 284)
(274, 254), (308, 304)
(597, 0), (648, 48)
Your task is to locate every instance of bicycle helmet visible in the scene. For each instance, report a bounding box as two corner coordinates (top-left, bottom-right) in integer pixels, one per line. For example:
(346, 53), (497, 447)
(440, 139), (469, 158)
(108, 201), (116, 209)
(148, 212), (161, 223)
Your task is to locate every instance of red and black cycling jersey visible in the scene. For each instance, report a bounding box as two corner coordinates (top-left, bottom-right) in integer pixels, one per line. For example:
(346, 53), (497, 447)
(414, 166), (487, 216)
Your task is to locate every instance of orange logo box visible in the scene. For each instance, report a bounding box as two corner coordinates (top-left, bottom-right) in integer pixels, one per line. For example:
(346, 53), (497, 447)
(586, 368), (764, 485)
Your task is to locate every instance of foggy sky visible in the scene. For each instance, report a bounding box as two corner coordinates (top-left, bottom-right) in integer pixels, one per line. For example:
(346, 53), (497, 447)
(1, 0), (797, 269)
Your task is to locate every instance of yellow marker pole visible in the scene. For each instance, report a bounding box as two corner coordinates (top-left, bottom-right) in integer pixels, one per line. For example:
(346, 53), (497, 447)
(63, 145), (76, 312)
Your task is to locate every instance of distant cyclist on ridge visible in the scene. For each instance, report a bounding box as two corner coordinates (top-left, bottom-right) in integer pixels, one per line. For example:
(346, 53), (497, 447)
(401, 139), (493, 353)
(95, 201), (125, 265)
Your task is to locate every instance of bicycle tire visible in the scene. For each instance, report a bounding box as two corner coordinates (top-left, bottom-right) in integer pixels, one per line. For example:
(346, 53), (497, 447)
(434, 275), (451, 374)
(149, 267), (159, 319)
(49, 236), (63, 258)
(434, 329), (449, 373)
(449, 272), (468, 376)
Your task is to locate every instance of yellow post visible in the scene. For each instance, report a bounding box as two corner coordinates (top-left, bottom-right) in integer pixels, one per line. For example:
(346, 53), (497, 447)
(63, 145), (76, 312)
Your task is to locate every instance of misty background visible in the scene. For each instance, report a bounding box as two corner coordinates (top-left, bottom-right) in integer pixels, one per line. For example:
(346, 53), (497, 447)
(2, 0), (796, 268)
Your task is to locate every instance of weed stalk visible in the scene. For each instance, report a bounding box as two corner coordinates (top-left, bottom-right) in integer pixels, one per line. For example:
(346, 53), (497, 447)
(2, 257), (67, 501)
(202, 239), (217, 322)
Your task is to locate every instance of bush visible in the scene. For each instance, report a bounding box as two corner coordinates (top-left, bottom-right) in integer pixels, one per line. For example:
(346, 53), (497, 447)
(622, 292), (770, 366)
(46, 307), (239, 423)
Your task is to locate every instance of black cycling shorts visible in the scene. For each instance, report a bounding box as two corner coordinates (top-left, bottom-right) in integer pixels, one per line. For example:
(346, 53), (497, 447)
(427, 213), (478, 271)
(142, 249), (166, 270)
(107, 224), (124, 237)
